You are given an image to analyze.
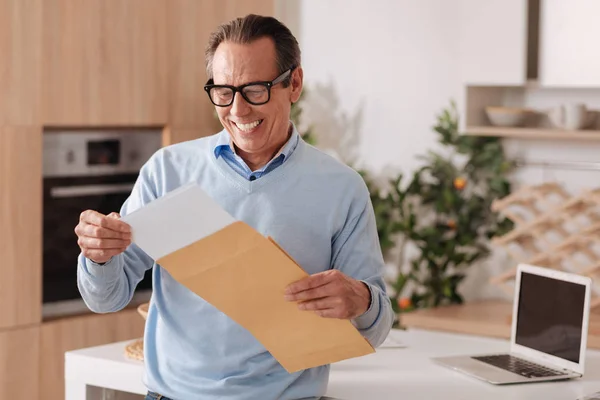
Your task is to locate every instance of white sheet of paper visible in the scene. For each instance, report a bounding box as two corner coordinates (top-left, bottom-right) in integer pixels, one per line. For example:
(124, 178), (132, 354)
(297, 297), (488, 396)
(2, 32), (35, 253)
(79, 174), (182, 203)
(122, 183), (237, 260)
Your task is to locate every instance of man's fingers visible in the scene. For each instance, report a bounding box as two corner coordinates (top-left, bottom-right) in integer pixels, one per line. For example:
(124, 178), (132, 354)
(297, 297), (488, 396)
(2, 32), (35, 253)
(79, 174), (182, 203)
(297, 297), (336, 311)
(78, 222), (131, 240)
(80, 209), (104, 223)
(80, 210), (131, 233)
(298, 297), (348, 319)
(76, 210), (131, 264)
(285, 270), (336, 295)
(313, 309), (343, 319)
(78, 236), (131, 250)
(98, 213), (131, 233)
(284, 284), (335, 302)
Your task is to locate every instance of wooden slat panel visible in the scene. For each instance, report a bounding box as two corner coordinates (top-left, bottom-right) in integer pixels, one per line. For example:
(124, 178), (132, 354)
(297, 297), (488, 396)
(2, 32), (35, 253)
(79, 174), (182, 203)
(0, 326), (40, 399)
(166, 0), (274, 130)
(0, 0), (42, 125)
(42, 0), (168, 126)
(40, 309), (146, 400)
(0, 127), (42, 328)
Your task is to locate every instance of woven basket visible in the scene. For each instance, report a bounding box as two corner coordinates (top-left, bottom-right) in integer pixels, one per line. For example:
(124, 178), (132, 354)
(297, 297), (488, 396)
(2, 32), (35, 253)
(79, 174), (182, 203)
(125, 338), (144, 361)
(124, 302), (149, 361)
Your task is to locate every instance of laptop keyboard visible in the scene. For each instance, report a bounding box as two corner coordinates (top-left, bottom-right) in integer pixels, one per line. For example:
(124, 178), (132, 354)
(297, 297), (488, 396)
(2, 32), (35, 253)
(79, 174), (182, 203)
(472, 354), (568, 378)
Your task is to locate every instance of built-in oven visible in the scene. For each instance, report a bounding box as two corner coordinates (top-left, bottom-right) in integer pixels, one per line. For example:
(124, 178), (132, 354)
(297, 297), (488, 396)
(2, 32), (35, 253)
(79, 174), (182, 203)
(42, 129), (162, 318)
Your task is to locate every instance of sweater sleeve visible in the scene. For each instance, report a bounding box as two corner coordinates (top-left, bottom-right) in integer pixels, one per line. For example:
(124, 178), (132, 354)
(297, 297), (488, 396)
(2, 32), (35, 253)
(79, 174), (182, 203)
(77, 154), (160, 313)
(331, 182), (394, 347)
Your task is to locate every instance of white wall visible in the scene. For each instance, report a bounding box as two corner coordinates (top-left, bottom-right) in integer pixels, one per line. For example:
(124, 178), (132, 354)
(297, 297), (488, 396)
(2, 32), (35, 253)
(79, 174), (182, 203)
(279, 0), (461, 175)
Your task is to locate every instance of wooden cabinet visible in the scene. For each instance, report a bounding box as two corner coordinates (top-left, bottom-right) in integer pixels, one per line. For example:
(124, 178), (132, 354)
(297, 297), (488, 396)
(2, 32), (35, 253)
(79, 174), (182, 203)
(166, 0), (274, 131)
(539, 0), (600, 87)
(42, 0), (168, 126)
(162, 127), (216, 146)
(40, 309), (146, 400)
(166, 0), (222, 131)
(219, 0), (275, 20)
(0, 0), (42, 125)
(457, 0), (528, 85)
(0, 326), (40, 399)
(41, 0), (274, 128)
(0, 127), (42, 329)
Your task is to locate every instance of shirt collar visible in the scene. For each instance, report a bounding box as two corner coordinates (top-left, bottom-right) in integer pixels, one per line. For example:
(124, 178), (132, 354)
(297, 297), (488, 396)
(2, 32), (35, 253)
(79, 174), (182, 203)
(214, 122), (300, 162)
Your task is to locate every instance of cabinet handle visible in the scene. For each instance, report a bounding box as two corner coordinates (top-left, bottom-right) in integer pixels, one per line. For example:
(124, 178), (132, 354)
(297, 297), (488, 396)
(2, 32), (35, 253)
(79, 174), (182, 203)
(50, 183), (135, 198)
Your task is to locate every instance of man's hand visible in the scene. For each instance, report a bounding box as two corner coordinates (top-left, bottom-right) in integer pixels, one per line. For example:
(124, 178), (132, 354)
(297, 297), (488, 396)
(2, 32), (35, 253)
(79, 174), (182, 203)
(284, 270), (371, 319)
(74, 210), (132, 264)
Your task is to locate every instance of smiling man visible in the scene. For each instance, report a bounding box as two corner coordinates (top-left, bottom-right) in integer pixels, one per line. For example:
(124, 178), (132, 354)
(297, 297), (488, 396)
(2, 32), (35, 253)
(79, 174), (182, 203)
(75, 14), (393, 400)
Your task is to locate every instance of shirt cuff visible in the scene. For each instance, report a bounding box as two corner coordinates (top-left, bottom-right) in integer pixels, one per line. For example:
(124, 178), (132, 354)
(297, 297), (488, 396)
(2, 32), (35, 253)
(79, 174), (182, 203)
(353, 281), (381, 331)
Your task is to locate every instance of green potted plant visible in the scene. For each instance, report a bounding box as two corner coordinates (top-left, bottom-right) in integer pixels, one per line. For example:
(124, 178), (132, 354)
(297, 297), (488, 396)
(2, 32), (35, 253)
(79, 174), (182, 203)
(362, 102), (514, 319)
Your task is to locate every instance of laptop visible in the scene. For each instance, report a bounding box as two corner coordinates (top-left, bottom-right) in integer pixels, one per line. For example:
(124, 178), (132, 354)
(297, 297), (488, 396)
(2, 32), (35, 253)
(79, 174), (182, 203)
(433, 263), (592, 384)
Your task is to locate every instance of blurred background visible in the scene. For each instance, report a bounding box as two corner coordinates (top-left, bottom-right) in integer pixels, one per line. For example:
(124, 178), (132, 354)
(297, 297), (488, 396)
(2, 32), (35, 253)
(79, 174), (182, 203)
(2, 0), (600, 398)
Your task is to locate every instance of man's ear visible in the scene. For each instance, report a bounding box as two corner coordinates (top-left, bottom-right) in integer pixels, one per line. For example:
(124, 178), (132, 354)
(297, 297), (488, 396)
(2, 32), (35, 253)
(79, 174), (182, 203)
(290, 67), (304, 104)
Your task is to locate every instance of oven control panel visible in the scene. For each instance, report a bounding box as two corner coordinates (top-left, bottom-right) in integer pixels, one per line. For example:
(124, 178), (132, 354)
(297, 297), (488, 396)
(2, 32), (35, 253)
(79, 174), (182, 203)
(43, 130), (163, 177)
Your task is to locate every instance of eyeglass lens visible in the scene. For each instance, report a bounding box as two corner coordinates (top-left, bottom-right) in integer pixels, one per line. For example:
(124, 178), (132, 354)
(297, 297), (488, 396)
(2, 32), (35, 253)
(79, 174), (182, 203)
(209, 84), (269, 106)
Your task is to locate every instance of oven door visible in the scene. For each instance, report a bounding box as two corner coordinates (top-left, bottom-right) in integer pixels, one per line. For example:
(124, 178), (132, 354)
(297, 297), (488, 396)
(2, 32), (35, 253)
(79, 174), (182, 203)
(43, 173), (153, 304)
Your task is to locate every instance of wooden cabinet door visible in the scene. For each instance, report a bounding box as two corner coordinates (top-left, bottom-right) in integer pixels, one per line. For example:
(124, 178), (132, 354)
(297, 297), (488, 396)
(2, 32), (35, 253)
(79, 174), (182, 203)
(40, 309), (146, 400)
(219, 0), (275, 20)
(540, 0), (600, 86)
(42, 0), (168, 126)
(0, 0), (42, 125)
(166, 0), (274, 131)
(0, 127), (42, 329)
(162, 127), (213, 146)
(458, 0), (528, 85)
(0, 326), (40, 399)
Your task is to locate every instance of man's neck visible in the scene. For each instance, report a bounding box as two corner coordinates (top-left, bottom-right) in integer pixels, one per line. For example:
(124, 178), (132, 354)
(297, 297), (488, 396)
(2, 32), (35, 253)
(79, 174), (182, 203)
(235, 124), (292, 172)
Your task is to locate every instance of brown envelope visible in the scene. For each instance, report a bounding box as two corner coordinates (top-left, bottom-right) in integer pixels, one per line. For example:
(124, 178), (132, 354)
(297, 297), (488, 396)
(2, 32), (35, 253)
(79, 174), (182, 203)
(157, 220), (375, 373)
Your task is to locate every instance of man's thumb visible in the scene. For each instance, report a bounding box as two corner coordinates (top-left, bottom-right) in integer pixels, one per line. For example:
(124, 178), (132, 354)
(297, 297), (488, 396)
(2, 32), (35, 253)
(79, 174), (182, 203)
(107, 212), (121, 219)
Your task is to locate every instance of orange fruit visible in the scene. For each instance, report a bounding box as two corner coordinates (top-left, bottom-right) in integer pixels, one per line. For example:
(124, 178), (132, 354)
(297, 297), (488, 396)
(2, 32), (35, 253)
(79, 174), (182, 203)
(397, 297), (412, 310)
(453, 177), (466, 190)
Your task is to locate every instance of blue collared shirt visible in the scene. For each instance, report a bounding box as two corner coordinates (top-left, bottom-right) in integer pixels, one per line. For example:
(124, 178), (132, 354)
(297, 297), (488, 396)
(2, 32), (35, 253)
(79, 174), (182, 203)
(213, 125), (300, 181)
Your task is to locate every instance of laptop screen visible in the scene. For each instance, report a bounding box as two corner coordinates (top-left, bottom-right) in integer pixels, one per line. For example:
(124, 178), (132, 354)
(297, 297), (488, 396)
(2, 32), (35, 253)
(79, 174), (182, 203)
(516, 271), (586, 363)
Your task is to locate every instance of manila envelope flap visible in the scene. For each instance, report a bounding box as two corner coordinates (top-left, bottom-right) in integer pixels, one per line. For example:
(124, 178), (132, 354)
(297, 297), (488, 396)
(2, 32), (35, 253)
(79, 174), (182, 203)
(157, 221), (375, 372)
(157, 221), (265, 281)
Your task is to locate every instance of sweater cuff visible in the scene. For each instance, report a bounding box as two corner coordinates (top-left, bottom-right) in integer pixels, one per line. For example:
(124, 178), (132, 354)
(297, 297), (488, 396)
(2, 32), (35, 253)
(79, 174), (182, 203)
(81, 255), (120, 281)
(353, 281), (381, 330)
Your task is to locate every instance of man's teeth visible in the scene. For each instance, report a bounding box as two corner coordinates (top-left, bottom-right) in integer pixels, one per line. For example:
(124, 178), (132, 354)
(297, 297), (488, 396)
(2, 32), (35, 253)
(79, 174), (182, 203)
(235, 120), (261, 131)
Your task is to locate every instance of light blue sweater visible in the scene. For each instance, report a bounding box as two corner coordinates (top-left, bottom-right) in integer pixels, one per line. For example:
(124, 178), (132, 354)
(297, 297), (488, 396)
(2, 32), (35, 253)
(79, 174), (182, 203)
(77, 126), (394, 400)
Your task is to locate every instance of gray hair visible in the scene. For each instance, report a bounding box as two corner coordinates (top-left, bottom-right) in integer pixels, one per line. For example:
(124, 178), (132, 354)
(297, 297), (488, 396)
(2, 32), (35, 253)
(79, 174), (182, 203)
(205, 14), (301, 86)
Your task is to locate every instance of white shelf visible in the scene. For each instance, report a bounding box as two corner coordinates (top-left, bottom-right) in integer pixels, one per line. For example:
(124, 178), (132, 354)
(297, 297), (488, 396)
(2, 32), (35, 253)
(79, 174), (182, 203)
(464, 126), (600, 141)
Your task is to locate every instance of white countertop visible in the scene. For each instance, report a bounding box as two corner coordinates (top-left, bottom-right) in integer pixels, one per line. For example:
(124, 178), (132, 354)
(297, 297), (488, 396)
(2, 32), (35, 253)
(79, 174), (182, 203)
(65, 328), (600, 400)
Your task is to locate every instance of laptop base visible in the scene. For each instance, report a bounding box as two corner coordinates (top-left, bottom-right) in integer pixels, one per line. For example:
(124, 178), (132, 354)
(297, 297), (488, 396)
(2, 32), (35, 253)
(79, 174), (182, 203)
(432, 354), (580, 385)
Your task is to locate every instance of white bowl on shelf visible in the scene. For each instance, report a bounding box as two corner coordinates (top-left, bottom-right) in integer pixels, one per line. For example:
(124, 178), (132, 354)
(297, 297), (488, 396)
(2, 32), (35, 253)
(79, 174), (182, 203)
(485, 107), (530, 127)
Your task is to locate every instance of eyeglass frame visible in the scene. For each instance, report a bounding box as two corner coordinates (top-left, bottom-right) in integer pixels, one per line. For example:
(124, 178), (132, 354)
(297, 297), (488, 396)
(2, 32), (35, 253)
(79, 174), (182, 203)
(203, 66), (296, 107)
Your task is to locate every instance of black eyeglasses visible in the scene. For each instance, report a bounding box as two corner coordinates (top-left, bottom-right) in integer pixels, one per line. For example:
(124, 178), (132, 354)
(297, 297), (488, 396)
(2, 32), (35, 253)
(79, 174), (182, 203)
(203, 67), (294, 107)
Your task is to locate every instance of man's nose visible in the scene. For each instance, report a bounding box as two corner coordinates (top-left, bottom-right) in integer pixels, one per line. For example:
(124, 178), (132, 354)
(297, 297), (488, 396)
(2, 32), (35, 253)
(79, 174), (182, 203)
(229, 92), (251, 117)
